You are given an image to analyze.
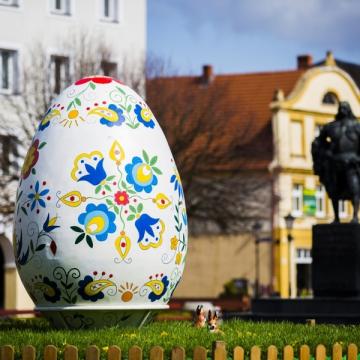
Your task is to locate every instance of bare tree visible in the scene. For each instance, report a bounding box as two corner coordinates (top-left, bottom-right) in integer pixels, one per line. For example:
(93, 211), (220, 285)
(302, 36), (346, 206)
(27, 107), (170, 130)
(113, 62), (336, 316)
(0, 30), (145, 233)
(146, 65), (272, 234)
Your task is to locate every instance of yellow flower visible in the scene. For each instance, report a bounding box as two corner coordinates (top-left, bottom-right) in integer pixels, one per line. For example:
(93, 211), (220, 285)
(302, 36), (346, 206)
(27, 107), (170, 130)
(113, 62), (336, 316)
(175, 252), (182, 265)
(160, 331), (168, 337)
(102, 347), (109, 352)
(130, 333), (137, 338)
(170, 236), (179, 250)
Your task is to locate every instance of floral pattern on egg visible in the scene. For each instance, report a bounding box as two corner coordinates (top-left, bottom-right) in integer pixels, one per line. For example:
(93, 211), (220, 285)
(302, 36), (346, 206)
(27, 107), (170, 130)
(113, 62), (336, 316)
(14, 76), (188, 310)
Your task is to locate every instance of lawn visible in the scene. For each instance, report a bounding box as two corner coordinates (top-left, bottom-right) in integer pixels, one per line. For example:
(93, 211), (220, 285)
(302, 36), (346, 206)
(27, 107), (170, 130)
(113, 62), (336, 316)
(0, 318), (360, 359)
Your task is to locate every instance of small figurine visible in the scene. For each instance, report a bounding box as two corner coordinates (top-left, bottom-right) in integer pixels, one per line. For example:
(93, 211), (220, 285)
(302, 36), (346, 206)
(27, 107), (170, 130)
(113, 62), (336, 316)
(194, 305), (206, 328)
(207, 310), (224, 334)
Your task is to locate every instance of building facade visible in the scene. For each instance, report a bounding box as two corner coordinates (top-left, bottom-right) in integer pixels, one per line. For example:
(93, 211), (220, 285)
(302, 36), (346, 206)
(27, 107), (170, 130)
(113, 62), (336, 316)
(148, 52), (360, 300)
(0, 0), (146, 310)
(271, 54), (360, 298)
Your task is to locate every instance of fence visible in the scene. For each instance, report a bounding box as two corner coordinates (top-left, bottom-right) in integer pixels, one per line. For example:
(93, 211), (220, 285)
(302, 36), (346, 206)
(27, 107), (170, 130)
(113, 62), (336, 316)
(0, 341), (358, 360)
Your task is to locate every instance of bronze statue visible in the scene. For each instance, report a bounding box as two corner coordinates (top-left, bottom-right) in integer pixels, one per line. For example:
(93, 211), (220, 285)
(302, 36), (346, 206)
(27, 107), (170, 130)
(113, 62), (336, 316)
(312, 101), (360, 223)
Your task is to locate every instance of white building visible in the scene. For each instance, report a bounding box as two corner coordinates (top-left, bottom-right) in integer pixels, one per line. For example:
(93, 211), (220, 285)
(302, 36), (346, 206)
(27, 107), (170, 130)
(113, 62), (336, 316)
(0, 0), (146, 310)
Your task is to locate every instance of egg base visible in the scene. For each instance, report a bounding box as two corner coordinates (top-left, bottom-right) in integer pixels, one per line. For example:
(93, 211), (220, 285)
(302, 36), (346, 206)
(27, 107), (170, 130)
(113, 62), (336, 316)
(37, 305), (169, 329)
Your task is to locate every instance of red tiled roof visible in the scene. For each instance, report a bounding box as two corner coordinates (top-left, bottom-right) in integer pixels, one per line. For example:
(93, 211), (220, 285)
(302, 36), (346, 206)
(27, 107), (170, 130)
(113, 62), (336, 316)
(146, 69), (305, 172)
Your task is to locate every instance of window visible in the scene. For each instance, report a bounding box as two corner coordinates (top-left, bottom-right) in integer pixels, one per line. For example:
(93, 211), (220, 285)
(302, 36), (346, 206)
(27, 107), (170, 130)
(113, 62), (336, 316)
(101, 0), (119, 22)
(51, 55), (70, 94)
(315, 185), (326, 218)
(291, 183), (303, 217)
(50, 0), (71, 15)
(339, 200), (348, 219)
(290, 120), (304, 156)
(295, 248), (312, 264)
(101, 61), (117, 77)
(322, 92), (338, 105)
(0, 49), (18, 94)
(0, 0), (19, 7)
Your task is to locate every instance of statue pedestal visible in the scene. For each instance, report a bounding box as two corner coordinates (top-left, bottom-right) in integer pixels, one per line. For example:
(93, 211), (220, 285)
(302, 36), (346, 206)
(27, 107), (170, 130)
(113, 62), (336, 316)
(313, 223), (360, 297)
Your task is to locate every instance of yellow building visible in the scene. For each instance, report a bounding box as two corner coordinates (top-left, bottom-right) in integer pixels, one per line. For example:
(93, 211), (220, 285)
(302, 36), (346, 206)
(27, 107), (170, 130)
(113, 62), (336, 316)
(270, 52), (360, 298)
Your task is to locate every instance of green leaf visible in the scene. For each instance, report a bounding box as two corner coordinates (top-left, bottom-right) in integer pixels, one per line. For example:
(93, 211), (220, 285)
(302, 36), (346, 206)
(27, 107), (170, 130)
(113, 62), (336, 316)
(137, 203), (143, 213)
(31, 168), (36, 175)
(142, 150), (149, 164)
(67, 101), (73, 111)
(152, 167), (162, 175)
(114, 206), (119, 215)
(128, 189), (136, 195)
(89, 82), (96, 90)
(30, 241), (34, 254)
(104, 184), (111, 191)
(127, 104), (132, 112)
(39, 142), (47, 149)
(75, 233), (85, 244)
(174, 215), (179, 224)
(129, 205), (136, 213)
(36, 244), (46, 251)
(150, 156), (158, 166)
(75, 98), (81, 106)
(106, 199), (113, 206)
(121, 181), (128, 189)
(116, 86), (126, 94)
(86, 235), (93, 248)
(17, 190), (23, 201)
(21, 206), (27, 216)
(65, 282), (74, 290)
(95, 184), (102, 194)
(133, 123), (140, 129)
(127, 214), (135, 221)
(106, 175), (116, 181)
(175, 226), (180, 232)
(71, 296), (77, 304)
(71, 226), (83, 233)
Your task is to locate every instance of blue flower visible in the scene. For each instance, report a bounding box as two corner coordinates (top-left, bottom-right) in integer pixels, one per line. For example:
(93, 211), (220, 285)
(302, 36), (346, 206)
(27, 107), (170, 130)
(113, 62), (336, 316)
(100, 104), (125, 127)
(28, 181), (49, 211)
(42, 277), (61, 303)
(78, 203), (116, 241)
(134, 104), (155, 128)
(39, 108), (51, 131)
(170, 171), (184, 199)
(79, 158), (106, 185)
(42, 214), (60, 233)
(125, 157), (158, 193)
(135, 214), (164, 250)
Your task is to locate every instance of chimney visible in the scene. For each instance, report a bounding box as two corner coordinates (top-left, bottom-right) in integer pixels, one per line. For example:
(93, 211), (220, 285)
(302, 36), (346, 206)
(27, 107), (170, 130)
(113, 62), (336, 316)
(325, 50), (336, 66)
(202, 64), (214, 84)
(297, 54), (313, 69)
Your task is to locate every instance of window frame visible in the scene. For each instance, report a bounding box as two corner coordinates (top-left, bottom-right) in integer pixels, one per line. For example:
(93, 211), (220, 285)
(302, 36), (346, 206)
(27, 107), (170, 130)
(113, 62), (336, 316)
(50, 54), (70, 95)
(0, 48), (18, 95)
(291, 183), (303, 217)
(0, 0), (19, 7)
(315, 184), (326, 218)
(49, 0), (72, 16)
(339, 200), (348, 219)
(290, 118), (305, 158)
(99, 0), (120, 23)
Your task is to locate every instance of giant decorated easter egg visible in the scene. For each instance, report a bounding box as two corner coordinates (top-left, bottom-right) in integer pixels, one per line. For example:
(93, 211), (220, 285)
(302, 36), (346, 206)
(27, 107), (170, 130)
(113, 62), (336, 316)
(13, 76), (188, 329)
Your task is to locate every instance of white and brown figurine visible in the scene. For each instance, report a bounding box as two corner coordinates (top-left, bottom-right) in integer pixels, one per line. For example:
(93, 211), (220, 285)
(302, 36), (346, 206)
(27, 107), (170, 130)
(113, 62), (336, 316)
(207, 310), (224, 334)
(194, 305), (206, 328)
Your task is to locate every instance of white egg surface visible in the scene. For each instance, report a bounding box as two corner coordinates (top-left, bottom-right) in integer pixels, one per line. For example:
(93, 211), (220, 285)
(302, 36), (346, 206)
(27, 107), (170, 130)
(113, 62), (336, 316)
(13, 76), (187, 316)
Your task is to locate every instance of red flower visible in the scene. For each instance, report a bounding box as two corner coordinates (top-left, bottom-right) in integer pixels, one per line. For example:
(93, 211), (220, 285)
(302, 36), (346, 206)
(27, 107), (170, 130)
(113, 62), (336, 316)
(21, 140), (40, 179)
(75, 76), (123, 86)
(114, 191), (129, 206)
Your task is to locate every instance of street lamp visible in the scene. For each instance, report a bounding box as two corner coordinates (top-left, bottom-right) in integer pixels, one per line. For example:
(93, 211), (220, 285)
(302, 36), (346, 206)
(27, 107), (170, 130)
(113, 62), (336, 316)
(284, 213), (295, 298)
(252, 221), (262, 298)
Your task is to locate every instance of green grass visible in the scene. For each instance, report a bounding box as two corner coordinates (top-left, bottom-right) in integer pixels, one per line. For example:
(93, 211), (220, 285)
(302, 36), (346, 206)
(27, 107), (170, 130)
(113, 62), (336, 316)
(0, 318), (360, 359)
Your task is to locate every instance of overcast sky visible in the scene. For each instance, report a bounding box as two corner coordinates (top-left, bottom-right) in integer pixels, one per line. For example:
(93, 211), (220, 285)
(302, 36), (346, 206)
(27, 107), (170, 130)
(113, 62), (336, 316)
(148, 0), (360, 75)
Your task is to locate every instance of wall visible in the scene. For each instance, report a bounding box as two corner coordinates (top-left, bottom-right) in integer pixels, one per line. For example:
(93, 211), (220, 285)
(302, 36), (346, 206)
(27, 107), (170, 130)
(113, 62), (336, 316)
(174, 233), (272, 298)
